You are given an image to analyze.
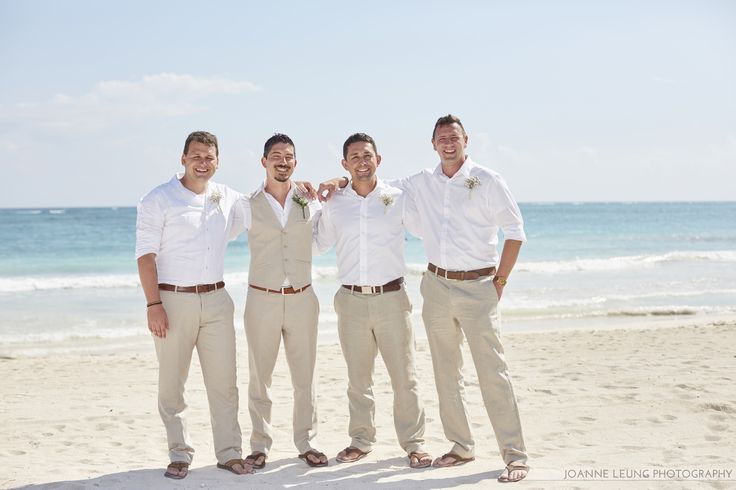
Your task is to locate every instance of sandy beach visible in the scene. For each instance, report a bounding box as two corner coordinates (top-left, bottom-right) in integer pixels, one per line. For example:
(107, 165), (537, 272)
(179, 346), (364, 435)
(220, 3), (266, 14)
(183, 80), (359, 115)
(2, 314), (735, 489)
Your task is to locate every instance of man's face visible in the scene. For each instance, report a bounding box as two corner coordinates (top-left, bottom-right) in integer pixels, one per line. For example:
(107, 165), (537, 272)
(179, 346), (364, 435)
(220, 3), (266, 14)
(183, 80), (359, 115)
(342, 141), (381, 183)
(432, 123), (468, 167)
(181, 142), (219, 183)
(262, 143), (296, 183)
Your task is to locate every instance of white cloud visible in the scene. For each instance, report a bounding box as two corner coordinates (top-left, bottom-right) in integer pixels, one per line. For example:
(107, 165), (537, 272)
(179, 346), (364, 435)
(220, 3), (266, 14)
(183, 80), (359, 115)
(6, 73), (260, 131)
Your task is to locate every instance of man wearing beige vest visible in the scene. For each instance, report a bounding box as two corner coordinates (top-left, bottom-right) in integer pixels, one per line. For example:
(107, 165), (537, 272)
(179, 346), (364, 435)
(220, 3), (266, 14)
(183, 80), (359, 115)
(315, 133), (432, 469)
(240, 133), (328, 469)
(136, 131), (252, 479)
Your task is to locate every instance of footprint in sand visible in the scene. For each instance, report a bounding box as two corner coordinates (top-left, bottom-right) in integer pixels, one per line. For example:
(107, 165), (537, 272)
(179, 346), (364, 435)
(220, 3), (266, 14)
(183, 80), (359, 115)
(702, 403), (735, 414)
(578, 416), (596, 422)
(10, 450), (26, 455)
(53, 424), (66, 431)
(662, 414), (677, 421)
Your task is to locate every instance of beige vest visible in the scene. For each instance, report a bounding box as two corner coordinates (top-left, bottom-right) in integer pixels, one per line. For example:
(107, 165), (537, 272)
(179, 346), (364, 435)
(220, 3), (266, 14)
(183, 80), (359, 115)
(247, 191), (313, 289)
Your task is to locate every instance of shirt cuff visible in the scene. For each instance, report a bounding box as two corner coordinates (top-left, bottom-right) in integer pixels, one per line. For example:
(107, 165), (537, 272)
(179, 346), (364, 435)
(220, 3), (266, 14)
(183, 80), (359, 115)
(502, 225), (527, 242)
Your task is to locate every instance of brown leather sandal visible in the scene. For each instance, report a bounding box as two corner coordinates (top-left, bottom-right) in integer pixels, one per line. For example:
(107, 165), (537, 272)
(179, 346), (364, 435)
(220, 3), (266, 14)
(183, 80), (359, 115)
(164, 461), (189, 479)
(244, 451), (267, 469)
(409, 451), (432, 469)
(336, 446), (370, 463)
(432, 452), (475, 468)
(299, 449), (329, 467)
(498, 462), (529, 482)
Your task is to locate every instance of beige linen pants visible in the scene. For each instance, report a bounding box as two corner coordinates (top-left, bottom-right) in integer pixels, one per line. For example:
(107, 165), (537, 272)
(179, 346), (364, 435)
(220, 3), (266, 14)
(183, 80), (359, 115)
(334, 286), (426, 454)
(420, 272), (527, 464)
(154, 288), (242, 465)
(244, 286), (319, 455)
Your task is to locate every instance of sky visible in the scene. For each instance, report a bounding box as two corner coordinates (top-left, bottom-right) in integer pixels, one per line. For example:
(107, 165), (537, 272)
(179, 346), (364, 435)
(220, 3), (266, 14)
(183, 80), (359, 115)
(1, 0), (735, 207)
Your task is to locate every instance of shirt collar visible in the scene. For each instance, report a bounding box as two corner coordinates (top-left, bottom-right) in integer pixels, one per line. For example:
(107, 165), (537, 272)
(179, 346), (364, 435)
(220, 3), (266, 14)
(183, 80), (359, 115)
(172, 173), (216, 197)
(253, 181), (295, 200)
(432, 156), (476, 180)
(343, 178), (385, 198)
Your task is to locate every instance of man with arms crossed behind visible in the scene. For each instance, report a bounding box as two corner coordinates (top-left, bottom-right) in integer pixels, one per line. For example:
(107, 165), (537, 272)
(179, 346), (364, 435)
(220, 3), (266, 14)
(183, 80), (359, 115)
(315, 133), (432, 469)
(318, 115), (529, 482)
(136, 131), (251, 479)
(240, 134), (328, 469)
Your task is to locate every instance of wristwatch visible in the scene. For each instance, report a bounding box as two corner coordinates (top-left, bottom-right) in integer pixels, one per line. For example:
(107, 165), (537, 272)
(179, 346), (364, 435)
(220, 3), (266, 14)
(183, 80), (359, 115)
(493, 275), (508, 286)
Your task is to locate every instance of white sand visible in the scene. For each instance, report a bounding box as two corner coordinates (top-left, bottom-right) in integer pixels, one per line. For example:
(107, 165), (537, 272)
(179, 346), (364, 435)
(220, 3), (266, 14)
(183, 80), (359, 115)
(1, 315), (735, 489)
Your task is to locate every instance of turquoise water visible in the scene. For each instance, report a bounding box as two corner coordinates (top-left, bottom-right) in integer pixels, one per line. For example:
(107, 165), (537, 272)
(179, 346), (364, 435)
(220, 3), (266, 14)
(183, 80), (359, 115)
(1, 203), (735, 355)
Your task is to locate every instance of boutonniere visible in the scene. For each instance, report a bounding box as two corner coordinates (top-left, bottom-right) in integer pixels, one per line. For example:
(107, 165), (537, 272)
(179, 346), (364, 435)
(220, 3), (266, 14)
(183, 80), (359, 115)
(380, 193), (394, 213)
(292, 193), (309, 218)
(464, 176), (481, 197)
(209, 189), (223, 212)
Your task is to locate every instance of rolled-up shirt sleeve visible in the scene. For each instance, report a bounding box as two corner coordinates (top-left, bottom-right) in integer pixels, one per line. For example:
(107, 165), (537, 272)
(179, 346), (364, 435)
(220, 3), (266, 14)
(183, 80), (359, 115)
(488, 176), (527, 242)
(135, 194), (165, 259)
(228, 193), (250, 241)
(314, 201), (337, 254)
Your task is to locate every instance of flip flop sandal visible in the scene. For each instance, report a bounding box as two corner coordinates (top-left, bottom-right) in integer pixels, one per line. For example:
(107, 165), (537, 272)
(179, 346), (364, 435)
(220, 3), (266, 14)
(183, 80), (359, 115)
(432, 452), (475, 468)
(498, 462), (530, 482)
(164, 461), (189, 479)
(336, 446), (369, 463)
(244, 451), (267, 469)
(299, 449), (329, 467)
(408, 451), (432, 469)
(217, 458), (250, 475)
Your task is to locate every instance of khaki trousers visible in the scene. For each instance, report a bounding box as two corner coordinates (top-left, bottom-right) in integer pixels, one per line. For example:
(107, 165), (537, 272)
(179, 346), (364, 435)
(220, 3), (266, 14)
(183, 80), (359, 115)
(154, 288), (242, 465)
(334, 286), (426, 454)
(244, 286), (319, 454)
(420, 272), (527, 464)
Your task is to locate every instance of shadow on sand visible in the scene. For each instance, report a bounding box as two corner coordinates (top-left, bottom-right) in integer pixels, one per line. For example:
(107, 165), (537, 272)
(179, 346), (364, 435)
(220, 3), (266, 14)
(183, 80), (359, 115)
(18, 456), (505, 489)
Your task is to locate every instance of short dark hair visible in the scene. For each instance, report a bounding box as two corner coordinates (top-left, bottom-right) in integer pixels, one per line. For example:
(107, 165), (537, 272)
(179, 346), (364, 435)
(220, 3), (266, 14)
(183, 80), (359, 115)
(263, 133), (295, 158)
(342, 133), (378, 159)
(432, 114), (466, 139)
(183, 131), (219, 156)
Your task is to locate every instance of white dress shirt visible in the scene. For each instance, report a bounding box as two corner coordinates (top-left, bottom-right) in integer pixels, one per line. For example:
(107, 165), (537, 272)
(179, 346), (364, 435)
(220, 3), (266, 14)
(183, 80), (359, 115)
(135, 174), (243, 286)
(315, 179), (419, 285)
(398, 157), (526, 271)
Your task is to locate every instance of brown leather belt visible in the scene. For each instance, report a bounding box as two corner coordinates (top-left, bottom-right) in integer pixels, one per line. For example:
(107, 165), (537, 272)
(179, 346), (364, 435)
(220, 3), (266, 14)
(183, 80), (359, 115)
(159, 281), (225, 293)
(428, 263), (496, 281)
(342, 277), (404, 294)
(249, 284), (311, 295)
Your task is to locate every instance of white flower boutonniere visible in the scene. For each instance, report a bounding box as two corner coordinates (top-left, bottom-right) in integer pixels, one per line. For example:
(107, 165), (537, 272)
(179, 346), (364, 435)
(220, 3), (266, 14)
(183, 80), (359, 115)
(292, 193), (309, 219)
(209, 189), (223, 212)
(464, 176), (481, 197)
(380, 193), (394, 213)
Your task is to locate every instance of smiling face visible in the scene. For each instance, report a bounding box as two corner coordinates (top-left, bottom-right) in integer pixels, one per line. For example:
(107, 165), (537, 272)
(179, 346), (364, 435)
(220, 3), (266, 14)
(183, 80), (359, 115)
(432, 122), (468, 167)
(342, 141), (381, 184)
(180, 141), (219, 191)
(262, 142), (297, 183)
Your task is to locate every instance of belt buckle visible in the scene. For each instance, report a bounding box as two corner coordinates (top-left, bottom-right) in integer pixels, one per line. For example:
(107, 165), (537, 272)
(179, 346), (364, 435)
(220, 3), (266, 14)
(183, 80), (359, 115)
(195, 284), (201, 293)
(360, 286), (372, 294)
(281, 287), (287, 296)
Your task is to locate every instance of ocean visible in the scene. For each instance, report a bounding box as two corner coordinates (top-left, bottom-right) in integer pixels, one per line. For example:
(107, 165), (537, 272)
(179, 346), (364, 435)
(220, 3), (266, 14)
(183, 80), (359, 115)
(1, 202), (735, 357)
